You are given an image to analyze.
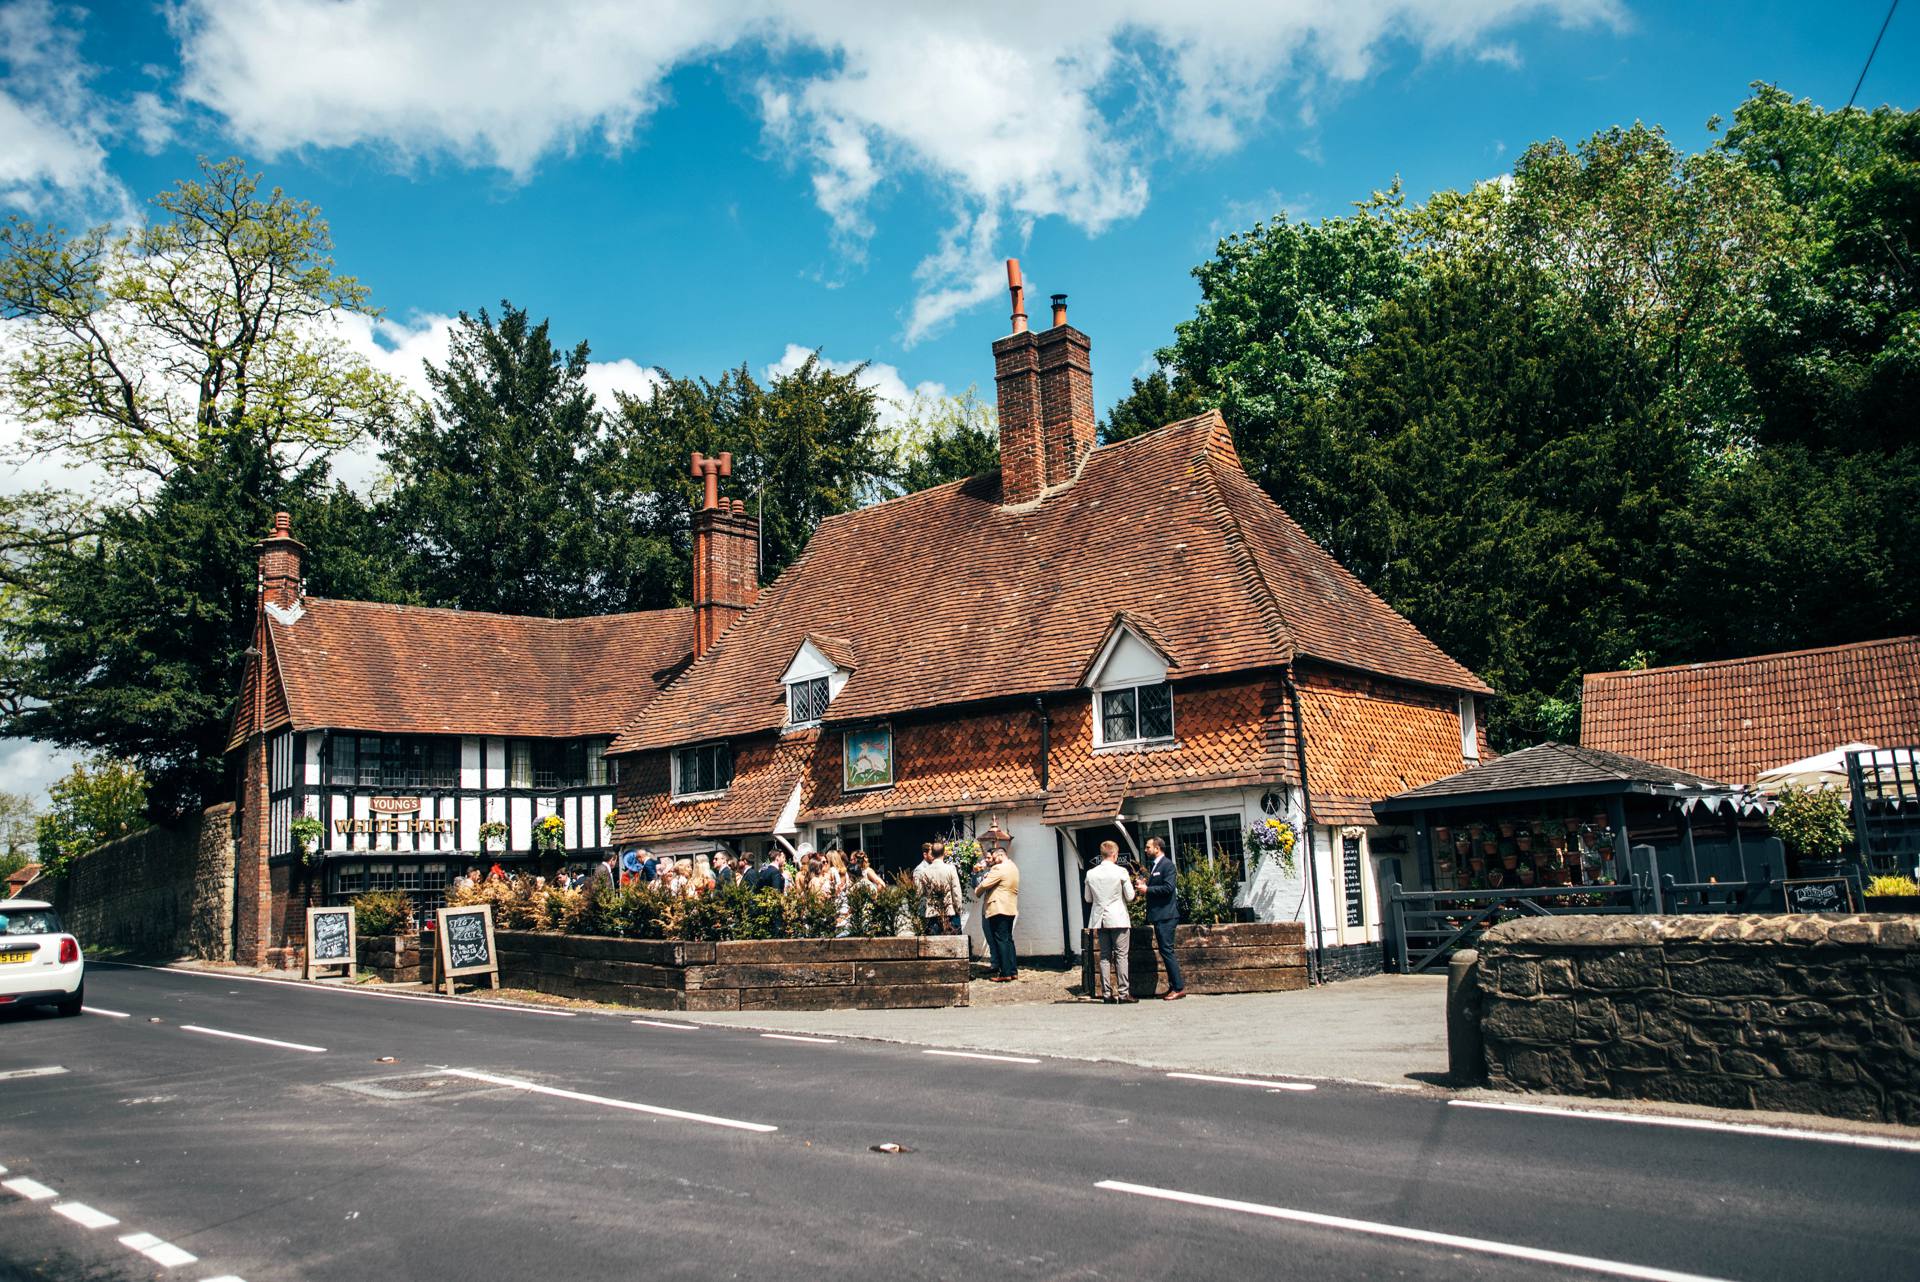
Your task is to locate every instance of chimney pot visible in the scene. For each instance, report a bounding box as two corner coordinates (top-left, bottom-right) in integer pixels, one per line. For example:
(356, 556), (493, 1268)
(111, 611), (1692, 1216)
(1006, 259), (1028, 334)
(1050, 294), (1067, 327)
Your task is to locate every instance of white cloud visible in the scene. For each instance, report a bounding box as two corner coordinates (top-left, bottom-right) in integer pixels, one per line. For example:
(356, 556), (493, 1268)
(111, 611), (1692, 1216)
(0, 0), (126, 213)
(0, 736), (80, 810)
(763, 342), (945, 434)
(582, 358), (665, 409)
(166, 3), (1625, 340)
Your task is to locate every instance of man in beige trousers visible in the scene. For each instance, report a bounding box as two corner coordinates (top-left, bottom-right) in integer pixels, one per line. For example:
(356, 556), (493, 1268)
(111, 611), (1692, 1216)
(1083, 841), (1138, 1002)
(974, 848), (1020, 981)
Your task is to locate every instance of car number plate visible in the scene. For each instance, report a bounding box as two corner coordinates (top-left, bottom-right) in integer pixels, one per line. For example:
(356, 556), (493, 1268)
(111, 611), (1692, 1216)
(0, 950), (33, 964)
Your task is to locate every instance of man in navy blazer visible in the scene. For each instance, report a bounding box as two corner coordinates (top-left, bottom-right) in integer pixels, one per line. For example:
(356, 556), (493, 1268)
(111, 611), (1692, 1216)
(1143, 837), (1186, 999)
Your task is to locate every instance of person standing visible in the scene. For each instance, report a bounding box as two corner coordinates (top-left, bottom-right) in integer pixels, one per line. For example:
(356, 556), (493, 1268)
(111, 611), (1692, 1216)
(713, 851), (736, 887)
(974, 847), (1020, 981)
(588, 850), (618, 891)
(912, 843), (945, 933)
(1142, 837), (1186, 1000)
(930, 842), (964, 936)
(1084, 841), (1137, 1003)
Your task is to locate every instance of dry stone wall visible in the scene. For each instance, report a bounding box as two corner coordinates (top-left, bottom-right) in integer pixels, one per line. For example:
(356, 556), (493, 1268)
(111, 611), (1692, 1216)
(1476, 914), (1920, 1124)
(56, 804), (235, 961)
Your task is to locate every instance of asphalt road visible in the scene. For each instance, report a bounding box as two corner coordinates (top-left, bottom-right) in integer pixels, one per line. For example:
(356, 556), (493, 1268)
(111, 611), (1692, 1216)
(1, 964), (1917, 1282)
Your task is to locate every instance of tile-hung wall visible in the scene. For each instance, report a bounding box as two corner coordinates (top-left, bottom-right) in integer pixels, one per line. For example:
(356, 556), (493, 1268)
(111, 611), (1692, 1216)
(280, 732), (618, 859)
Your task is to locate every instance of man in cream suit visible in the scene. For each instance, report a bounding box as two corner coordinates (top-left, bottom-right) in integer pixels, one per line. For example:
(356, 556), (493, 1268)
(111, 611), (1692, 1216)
(1083, 841), (1138, 1003)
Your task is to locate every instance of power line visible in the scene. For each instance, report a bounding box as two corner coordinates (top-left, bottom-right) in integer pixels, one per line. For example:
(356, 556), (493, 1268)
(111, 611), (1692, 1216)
(1846, 0), (1901, 111)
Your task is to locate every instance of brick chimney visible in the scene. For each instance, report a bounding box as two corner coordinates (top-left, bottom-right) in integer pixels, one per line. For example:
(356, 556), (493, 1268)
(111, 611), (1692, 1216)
(690, 451), (759, 658)
(993, 261), (1094, 506)
(256, 510), (304, 611)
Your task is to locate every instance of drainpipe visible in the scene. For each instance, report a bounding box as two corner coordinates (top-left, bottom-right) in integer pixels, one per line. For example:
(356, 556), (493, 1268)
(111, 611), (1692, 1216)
(1034, 696), (1051, 791)
(1285, 666), (1326, 986)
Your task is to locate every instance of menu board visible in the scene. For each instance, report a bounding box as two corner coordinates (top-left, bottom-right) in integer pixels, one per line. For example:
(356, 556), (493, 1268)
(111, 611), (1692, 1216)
(304, 906), (356, 980)
(1342, 835), (1365, 928)
(434, 905), (500, 995)
(1782, 876), (1856, 914)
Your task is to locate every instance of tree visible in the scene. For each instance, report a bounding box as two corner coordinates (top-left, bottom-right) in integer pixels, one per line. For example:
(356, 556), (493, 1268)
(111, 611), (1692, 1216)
(608, 354), (888, 588)
(892, 389), (1000, 492)
(34, 758), (148, 880)
(1101, 369), (1206, 444)
(378, 304), (659, 616)
(0, 157), (406, 482)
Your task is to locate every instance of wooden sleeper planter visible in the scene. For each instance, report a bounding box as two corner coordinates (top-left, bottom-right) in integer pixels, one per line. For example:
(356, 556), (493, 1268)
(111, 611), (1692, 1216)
(357, 933), (428, 983)
(1080, 921), (1308, 997)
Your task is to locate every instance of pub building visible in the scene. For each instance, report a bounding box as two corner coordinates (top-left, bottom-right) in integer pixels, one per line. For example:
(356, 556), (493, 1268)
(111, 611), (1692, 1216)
(229, 262), (1492, 977)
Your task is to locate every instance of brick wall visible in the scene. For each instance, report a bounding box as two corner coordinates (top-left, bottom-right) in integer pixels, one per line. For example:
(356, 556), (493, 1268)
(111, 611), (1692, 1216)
(56, 803), (235, 960)
(1476, 914), (1920, 1124)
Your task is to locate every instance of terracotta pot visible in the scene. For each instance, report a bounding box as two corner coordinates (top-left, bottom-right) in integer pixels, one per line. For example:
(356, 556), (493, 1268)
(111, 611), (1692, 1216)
(1469, 857), (1487, 872)
(1548, 835), (1567, 852)
(1516, 834), (1533, 852)
(1480, 839), (1498, 856)
(1502, 853), (1519, 871)
(1432, 826), (1451, 844)
(1498, 821), (1516, 838)
(1517, 868), (1537, 886)
(1454, 838), (1471, 855)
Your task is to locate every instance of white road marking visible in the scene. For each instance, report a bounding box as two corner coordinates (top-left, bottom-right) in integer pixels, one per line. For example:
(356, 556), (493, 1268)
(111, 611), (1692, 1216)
(1166, 1072), (1316, 1092)
(759, 1033), (837, 1044)
(99, 962), (575, 1016)
(1096, 1180), (1735, 1282)
(83, 1006), (131, 1018)
(1446, 1099), (1920, 1153)
(922, 1049), (1041, 1064)
(436, 1067), (778, 1133)
(3, 1177), (58, 1201)
(119, 1231), (198, 1268)
(53, 1201), (118, 1229)
(0, 1066), (68, 1081)
(199, 1276), (248, 1282)
(179, 1025), (326, 1054)
(631, 1018), (700, 1030)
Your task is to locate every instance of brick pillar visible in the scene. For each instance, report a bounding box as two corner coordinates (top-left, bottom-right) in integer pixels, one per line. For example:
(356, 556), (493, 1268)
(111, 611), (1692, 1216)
(234, 729), (272, 965)
(1036, 320), (1095, 490)
(692, 499), (759, 658)
(993, 329), (1042, 505)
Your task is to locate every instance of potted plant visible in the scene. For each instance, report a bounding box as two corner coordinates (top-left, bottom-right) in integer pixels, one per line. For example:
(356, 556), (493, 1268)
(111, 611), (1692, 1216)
(477, 820), (508, 855)
(1542, 819), (1567, 852)
(1467, 822), (1485, 841)
(1517, 866), (1537, 887)
(1497, 820), (1516, 838)
(1467, 853), (1487, 874)
(1865, 875), (1920, 913)
(1431, 825), (1451, 845)
(1515, 830), (1533, 853)
(1769, 785), (1855, 878)
(1499, 840), (1519, 871)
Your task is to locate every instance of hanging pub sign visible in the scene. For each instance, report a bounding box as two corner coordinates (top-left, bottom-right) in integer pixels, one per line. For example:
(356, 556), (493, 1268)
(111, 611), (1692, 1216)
(304, 905), (356, 980)
(844, 725), (893, 792)
(433, 904), (499, 996)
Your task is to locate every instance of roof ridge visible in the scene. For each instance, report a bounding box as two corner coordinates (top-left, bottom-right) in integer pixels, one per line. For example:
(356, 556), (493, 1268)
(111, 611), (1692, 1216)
(301, 596), (691, 628)
(1587, 635), (1920, 681)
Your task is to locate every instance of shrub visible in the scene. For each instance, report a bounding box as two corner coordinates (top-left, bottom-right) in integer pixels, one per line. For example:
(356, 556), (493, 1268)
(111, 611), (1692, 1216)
(889, 870), (931, 935)
(1867, 875), (1919, 898)
(1176, 854), (1241, 926)
(782, 886), (841, 939)
(1769, 786), (1853, 864)
(588, 882), (671, 939)
(538, 885), (589, 932)
(353, 889), (415, 937)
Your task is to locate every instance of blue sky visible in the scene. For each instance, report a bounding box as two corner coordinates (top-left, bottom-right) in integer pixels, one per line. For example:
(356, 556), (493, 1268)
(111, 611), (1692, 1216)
(0, 0), (1913, 802)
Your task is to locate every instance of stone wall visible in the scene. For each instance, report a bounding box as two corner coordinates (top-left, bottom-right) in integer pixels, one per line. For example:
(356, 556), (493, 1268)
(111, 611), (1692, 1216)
(357, 934), (428, 984)
(1476, 914), (1920, 1125)
(497, 931), (970, 1011)
(1080, 921), (1307, 997)
(57, 804), (235, 961)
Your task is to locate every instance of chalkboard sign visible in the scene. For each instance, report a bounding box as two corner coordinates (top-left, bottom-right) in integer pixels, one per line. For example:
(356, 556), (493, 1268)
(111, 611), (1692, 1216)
(1342, 834), (1365, 928)
(1783, 876), (1857, 914)
(304, 906), (356, 981)
(434, 905), (499, 995)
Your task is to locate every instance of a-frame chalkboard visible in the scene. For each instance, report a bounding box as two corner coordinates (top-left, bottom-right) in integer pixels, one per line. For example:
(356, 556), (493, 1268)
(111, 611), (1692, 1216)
(433, 905), (500, 996)
(305, 906), (357, 981)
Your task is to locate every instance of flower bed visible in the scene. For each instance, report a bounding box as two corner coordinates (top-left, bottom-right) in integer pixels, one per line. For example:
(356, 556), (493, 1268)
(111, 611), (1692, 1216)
(1079, 921), (1307, 997)
(496, 931), (970, 1011)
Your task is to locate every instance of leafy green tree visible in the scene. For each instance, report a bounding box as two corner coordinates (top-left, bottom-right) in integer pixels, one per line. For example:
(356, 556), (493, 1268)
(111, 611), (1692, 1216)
(378, 304), (664, 616)
(34, 758), (148, 880)
(1101, 369), (1206, 443)
(608, 353), (887, 588)
(0, 157), (405, 482)
(891, 389), (1000, 492)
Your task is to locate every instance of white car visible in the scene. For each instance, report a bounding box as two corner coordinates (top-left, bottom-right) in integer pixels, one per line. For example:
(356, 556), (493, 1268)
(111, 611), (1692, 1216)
(0, 899), (83, 1017)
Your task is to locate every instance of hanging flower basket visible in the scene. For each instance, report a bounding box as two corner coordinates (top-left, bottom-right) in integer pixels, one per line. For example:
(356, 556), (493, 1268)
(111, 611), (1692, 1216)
(533, 814), (566, 855)
(477, 820), (508, 853)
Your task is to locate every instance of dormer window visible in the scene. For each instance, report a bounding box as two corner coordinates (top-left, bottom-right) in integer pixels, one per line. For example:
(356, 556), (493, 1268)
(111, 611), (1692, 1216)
(781, 633), (854, 730)
(1099, 682), (1174, 746)
(1081, 612), (1177, 749)
(789, 676), (830, 727)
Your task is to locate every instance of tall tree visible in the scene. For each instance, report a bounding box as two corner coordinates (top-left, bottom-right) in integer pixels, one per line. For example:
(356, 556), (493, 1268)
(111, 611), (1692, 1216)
(1101, 369), (1205, 444)
(378, 304), (659, 616)
(891, 389), (1000, 492)
(34, 758), (147, 880)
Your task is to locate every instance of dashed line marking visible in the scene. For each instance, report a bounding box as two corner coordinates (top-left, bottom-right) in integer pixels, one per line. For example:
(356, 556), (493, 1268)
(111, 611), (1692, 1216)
(0, 1066), (68, 1081)
(922, 1049), (1041, 1064)
(83, 1006), (131, 1018)
(119, 1231), (198, 1268)
(52, 1202), (118, 1229)
(1444, 1099), (1920, 1152)
(631, 1018), (700, 1030)
(179, 1025), (326, 1054)
(1096, 1180), (1733, 1282)
(436, 1067), (778, 1133)
(3, 1177), (58, 1201)
(759, 1033), (837, 1044)
(1166, 1072), (1316, 1092)
(100, 961), (574, 1015)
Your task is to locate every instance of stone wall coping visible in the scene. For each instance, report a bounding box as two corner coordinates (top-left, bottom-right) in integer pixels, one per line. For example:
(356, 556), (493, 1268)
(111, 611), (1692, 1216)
(1482, 913), (1920, 950)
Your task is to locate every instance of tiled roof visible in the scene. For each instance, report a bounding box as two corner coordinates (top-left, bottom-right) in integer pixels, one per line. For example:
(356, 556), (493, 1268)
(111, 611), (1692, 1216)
(1581, 637), (1920, 785)
(1376, 742), (1730, 810)
(258, 598), (693, 741)
(802, 708), (1048, 823)
(612, 413), (1486, 754)
(622, 734), (805, 842)
(1295, 682), (1480, 825)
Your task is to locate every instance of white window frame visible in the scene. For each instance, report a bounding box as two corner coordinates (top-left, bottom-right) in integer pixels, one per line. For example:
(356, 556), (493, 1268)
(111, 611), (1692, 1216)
(1460, 696), (1479, 760)
(1096, 681), (1176, 748)
(788, 675), (831, 728)
(672, 742), (733, 800)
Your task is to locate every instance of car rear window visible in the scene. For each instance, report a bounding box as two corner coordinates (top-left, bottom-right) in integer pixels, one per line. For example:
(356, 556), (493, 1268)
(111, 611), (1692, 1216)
(0, 910), (61, 935)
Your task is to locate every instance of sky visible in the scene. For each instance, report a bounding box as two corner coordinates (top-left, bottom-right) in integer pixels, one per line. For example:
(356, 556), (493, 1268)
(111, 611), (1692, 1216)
(0, 0), (1913, 807)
